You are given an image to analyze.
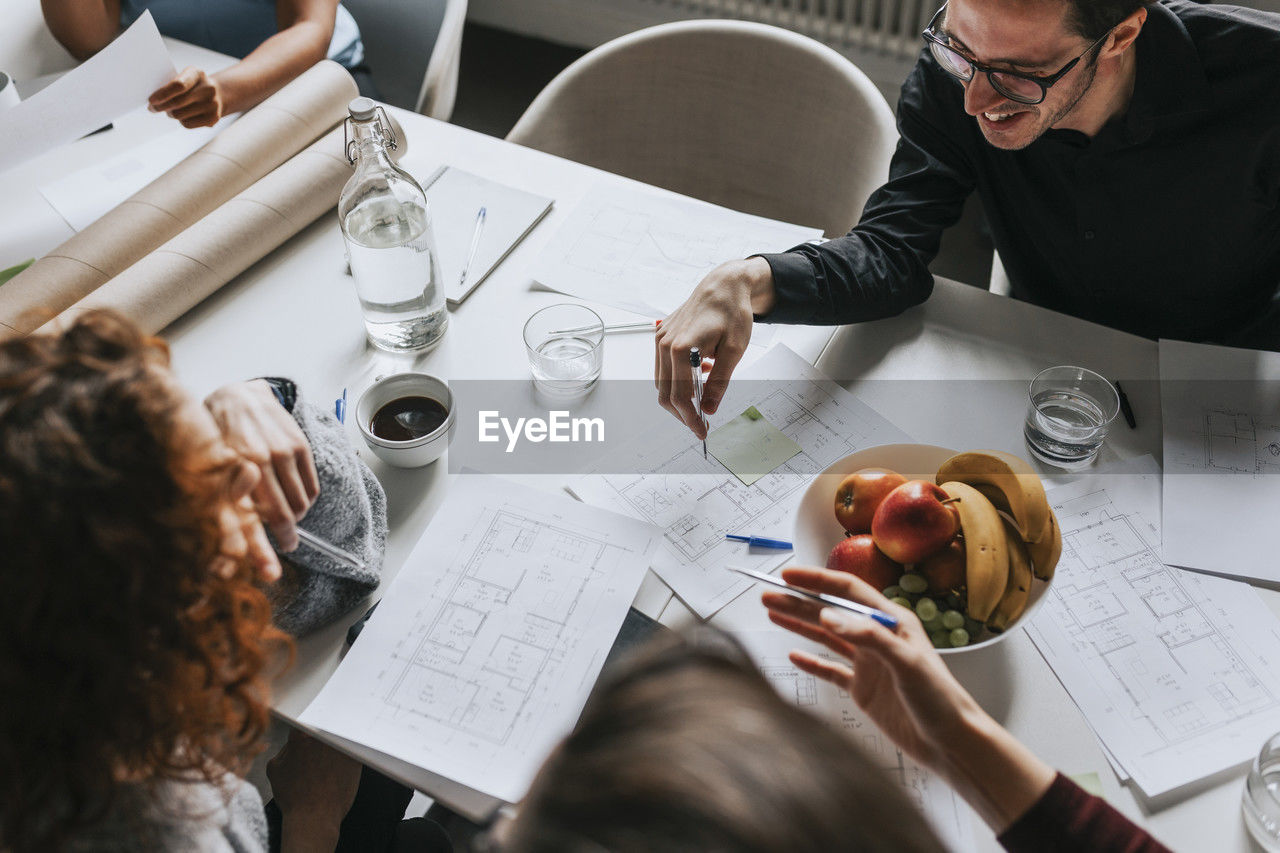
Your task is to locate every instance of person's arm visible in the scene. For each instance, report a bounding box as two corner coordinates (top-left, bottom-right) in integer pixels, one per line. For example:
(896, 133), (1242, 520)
(267, 729), (362, 853)
(204, 379), (320, 552)
(148, 0), (339, 128)
(654, 59), (975, 435)
(763, 567), (1170, 851)
(40, 0), (122, 60)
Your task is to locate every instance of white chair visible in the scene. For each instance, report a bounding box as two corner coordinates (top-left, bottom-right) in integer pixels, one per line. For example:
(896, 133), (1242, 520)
(506, 19), (898, 237)
(342, 0), (467, 120)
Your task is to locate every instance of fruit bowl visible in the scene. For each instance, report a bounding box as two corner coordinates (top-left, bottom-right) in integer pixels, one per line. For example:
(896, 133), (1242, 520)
(793, 443), (1055, 655)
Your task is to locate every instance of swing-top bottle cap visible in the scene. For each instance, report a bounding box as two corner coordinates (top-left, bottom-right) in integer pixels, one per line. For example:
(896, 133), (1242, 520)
(348, 97), (377, 121)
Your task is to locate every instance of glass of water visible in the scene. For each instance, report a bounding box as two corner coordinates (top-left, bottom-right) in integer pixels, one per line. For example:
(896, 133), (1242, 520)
(523, 304), (604, 397)
(1243, 731), (1280, 850)
(1023, 366), (1119, 470)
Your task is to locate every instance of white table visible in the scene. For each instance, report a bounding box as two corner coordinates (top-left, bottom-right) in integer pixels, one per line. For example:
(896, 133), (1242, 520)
(10, 38), (1268, 852)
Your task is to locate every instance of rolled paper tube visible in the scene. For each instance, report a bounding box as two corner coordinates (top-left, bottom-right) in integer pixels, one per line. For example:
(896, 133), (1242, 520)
(45, 126), (350, 336)
(0, 60), (357, 334)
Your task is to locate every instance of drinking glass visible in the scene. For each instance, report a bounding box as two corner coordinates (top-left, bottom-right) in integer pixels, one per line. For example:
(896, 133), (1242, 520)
(1022, 366), (1119, 470)
(523, 304), (604, 397)
(1243, 731), (1280, 850)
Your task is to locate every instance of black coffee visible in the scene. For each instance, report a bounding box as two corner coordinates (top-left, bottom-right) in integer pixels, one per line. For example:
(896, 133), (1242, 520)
(370, 396), (449, 442)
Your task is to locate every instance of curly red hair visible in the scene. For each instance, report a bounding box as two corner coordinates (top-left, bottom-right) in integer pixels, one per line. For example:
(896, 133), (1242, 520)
(0, 311), (290, 852)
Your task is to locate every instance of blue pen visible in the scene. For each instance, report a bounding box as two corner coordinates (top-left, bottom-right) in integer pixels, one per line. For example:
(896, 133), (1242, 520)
(725, 533), (793, 550)
(335, 388), (347, 424)
(727, 566), (900, 631)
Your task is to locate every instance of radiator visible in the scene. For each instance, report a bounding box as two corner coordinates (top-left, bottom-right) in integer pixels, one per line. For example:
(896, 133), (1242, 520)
(643, 0), (937, 60)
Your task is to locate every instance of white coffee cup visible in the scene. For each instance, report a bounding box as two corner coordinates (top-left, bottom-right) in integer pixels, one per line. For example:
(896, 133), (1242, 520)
(355, 373), (455, 468)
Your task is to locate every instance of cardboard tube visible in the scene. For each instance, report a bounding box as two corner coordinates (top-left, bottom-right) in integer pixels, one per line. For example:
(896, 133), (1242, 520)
(0, 61), (357, 334)
(46, 126), (351, 335)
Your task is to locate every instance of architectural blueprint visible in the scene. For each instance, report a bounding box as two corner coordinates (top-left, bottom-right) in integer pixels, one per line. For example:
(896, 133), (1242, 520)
(1160, 339), (1280, 581)
(300, 474), (660, 802)
(1025, 457), (1280, 797)
(570, 345), (913, 618)
(735, 631), (977, 852)
(529, 182), (820, 317)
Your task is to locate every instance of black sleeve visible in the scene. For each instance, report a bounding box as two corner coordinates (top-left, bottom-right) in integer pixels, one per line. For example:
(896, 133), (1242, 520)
(756, 60), (977, 325)
(260, 376), (298, 413)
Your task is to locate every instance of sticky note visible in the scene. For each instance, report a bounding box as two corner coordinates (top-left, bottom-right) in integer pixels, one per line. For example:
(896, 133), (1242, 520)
(707, 406), (802, 486)
(1070, 771), (1105, 797)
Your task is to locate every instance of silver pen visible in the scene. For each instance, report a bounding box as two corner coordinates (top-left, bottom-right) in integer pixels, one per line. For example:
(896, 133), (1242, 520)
(296, 527), (367, 573)
(458, 205), (487, 291)
(690, 347), (707, 459)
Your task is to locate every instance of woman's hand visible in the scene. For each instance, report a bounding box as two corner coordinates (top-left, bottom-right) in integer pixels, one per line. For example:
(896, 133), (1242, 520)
(205, 380), (320, 552)
(148, 67), (225, 128)
(761, 567), (980, 770)
(761, 566), (1056, 832)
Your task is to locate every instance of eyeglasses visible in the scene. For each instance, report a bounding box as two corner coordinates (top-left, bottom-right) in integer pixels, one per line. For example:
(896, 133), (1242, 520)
(921, 4), (1114, 105)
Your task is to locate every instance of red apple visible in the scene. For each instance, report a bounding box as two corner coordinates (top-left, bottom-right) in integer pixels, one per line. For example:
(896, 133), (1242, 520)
(826, 533), (903, 591)
(918, 537), (966, 595)
(834, 468), (908, 534)
(870, 480), (960, 564)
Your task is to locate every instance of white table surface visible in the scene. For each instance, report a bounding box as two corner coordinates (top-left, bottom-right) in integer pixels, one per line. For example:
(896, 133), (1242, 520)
(10, 38), (1272, 853)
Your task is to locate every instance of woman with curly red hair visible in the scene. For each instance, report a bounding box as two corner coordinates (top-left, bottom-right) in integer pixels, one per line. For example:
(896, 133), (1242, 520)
(0, 311), (361, 852)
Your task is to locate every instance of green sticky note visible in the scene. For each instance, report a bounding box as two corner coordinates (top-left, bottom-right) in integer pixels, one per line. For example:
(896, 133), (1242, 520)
(1070, 771), (1104, 797)
(706, 406), (802, 486)
(0, 258), (34, 287)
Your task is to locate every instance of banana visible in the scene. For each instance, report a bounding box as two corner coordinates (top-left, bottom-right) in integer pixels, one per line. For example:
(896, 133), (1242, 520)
(939, 481), (1008, 622)
(988, 519), (1033, 633)
(936, 450), (1050, 543)
(1025, 508), (1062, 581)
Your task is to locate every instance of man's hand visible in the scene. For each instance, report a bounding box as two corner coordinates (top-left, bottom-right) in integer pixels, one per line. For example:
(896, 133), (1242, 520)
(205, 380), (320, 552)
(267, 728), (362, 853)
(655, 257), (775, 438)
(149, 67), (224, 128)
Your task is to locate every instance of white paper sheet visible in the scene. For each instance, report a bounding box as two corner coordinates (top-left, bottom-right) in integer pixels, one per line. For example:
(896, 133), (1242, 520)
(1159, 338), (1280, 582)
(38, 116), (234, 231)
(1025, 456), (1280, 797)
(569, 345), (912, 618)
(734, 630), (978, 853)
(530, 182), (822, 317)
(0, 12), (174, 173)
(300, 474), (660, 803)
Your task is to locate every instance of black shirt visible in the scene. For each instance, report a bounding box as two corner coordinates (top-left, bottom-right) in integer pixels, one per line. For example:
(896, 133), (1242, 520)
(759, 0), (1280, 343)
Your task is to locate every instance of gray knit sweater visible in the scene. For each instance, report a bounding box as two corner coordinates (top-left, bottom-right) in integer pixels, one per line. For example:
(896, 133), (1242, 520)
(270, 395), (387, 637)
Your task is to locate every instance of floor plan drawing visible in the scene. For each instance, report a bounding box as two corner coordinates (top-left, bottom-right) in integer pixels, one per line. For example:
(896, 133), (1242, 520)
(737, 631), (976, 852)
(1026, 461), (1280, 797)
(302, 475), (660, 802)
(530, 183), (820, 317)
(571, 345), (912, 618)
(1160, 338), (1280, 581)
(1173, 408), (1280, 476)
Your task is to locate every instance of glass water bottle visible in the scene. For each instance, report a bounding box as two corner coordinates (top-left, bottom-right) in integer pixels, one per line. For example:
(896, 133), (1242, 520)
(338, 97), (447, 352)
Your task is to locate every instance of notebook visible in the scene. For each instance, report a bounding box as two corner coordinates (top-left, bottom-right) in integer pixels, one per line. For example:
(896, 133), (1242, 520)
(421, 165), (554, 306)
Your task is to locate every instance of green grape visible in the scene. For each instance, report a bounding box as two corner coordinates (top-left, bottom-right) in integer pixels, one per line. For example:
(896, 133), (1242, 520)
(941, 610), (965, 630)
(945, 593), (964, 610)
(923, 615), (944, 633)
(899, 573), (928, 594)
(949, 628), (971, 647)
(882, 585), (904, 599)
(964, 617), (984, 635)
(914, 597), (939, 622)
(930, 631), (950, 649)
(890, 596), (913, 610)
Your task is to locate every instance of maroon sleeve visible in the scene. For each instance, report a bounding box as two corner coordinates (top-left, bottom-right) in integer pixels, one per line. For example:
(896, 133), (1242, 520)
(997, 773), (1172, 853)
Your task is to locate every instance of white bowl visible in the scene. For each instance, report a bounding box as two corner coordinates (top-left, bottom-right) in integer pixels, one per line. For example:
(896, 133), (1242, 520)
(355, 373), (456, 468)
(792, 443), (1052, 655)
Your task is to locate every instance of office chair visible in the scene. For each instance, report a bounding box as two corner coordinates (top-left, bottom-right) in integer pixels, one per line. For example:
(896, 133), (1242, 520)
(506, 19), (898, 237)
(342, 0), (467, 119)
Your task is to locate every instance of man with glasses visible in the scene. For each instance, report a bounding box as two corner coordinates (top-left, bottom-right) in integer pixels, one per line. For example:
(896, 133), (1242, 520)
(654, 0), (1280, 438)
